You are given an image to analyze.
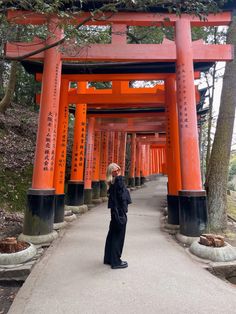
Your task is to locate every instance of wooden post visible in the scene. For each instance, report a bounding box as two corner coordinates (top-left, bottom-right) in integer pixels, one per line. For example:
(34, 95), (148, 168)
(67, 82), (87, 207)
(84, 117), (95, 206)
(92, 131), (102, 203)
(53, 79), (69, 225)
(176, 18), (207, 236)
(100, 131), (109, 199)
(165, 76), (182, 225)
(24, 19), (62, 238)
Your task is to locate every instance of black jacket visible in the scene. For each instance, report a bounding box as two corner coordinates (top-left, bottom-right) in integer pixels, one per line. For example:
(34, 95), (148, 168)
(108, 176), (132, 214)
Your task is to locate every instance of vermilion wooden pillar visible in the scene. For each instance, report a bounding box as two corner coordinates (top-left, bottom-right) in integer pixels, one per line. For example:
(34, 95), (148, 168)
(67, 83), (87, 208)
(53, 79), (69, 225)
(84, 117), (95, 206)
(107, 131), (115, 165)
(165, 76), (182, 225)
(176, 19), (207, 236)
(113, 131), (120, 164)
(92, 131), (102, 203)
(99, 131), (109, 199)
(140, 144), (146, 184)
(128, 133), (136, 188)
(24, 19), (62, 238)
(135, 142), (141, 186)
(118, 132), (127, 177)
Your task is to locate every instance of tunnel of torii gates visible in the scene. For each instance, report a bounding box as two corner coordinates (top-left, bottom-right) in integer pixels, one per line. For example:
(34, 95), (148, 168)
(5, 8), (234, 243)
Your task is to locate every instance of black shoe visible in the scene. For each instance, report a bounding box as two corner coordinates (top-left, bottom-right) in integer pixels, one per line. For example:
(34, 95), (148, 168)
(104, 261), (110, 265)
(111, 261), (128, 269)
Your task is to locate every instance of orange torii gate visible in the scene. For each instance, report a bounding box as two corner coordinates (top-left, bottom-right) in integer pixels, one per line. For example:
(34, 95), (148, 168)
(5, 9), (234, 243)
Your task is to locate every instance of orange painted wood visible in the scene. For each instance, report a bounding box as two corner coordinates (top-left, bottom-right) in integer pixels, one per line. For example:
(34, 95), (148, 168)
(107, 131), (115, 165)
(97, 123), (165, 133)
(6, 41), (233, 62)
(113, 132), (120, 164)
(92, 131), (101, 181)
(53, 79), (69, 194)
(165, 76), (182, 195)
(118, 132), (127, 176)
(32, 19), (62, 189)
(7, 10), (232, 26)
(70, 103), (87, 181)
(176, 19), (203, 190)
(84, 117), (95, 189)
(99, 131), (109, 181)
(129, 133), (136, 178)
(36, 72), (201, 82)
(68, 93), (165, 104)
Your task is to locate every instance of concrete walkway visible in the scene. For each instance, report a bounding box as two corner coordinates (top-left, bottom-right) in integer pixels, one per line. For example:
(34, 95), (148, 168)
(9, 177), (236, 314)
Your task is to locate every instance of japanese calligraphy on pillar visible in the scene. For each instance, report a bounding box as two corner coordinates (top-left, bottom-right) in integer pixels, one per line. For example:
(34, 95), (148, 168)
(100, 131), (108, 180)
(84, 123), (94, 182)
(43, 111), (57, 172)
(71, 104), (87, 180)
(113, 132), (119, 164)
(107, 132), (114, 164)
(58, 104), (68, 186)
(176, 63), (189, 129)
(93, 131), (101, 180)
(166, 100), (171, 149)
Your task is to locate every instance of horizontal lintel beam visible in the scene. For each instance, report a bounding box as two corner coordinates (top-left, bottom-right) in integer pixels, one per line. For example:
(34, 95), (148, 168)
(7, 10), (232, 26)
(6, 42), (233, 62)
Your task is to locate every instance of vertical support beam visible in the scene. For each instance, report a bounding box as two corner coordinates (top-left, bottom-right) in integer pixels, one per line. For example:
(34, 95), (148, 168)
(92, 130), (102, 203)
(100, 131), (109, 200)
(84, 117), (95, 206)
(107, 131), (115, 165)
(23, 19), (62, 240)
(113, 131), (120, 164)
(129, 133), (136, 188)
(53, 79), (69, 225)
(118, 132), (127, 177)
(165, 76), (182, 225)
(135, 142), (141, 187)
(176, 19), (207, 236)
(67, 82), (87, 208)
(140, 144), (146, 184)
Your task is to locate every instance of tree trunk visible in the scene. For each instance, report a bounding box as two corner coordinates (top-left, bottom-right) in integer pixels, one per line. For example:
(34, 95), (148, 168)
(205, 63), (216, 175)
(206, 15), (236, 232)
(0, 61), (18, 113)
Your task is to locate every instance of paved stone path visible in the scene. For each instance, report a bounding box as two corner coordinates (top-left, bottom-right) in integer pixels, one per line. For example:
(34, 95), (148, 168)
(8, 177), (236, 314)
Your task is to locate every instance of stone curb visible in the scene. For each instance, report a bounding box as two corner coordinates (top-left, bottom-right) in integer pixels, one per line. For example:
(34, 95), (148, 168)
(190, 240), (236, 262)
(176, 233), (199, 246)
(18, 231), (58, 246)
(64, 214), (77, 222)
(0, 243), (37, 266)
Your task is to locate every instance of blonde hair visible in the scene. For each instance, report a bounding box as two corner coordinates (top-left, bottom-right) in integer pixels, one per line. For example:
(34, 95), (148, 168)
(106, 163), (121, 185)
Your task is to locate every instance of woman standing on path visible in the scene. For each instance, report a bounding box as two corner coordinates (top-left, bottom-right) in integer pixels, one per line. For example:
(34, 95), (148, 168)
(104, 163), (132, 269)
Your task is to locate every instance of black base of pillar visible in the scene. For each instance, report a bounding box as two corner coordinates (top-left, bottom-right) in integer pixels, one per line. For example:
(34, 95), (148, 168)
(128, 177), (135, 188)
(179, 190), (208, 237)
(141, 176), (146, 185)
(67, 181), (84, 206)
(92, 181), (100, 199)
(167, 195), (179, 225)
(23, 189), (55, 236)
(54, 194), (65, 223)
(100, 181), (107, 198)
(135, 177), (141, 186)
(84, 189), (93, 205)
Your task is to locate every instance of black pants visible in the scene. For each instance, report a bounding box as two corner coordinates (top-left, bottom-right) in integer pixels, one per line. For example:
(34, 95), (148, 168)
(104, 215), (127, 267)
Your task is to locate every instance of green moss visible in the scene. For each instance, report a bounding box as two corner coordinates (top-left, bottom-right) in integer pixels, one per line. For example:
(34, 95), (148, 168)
(0, 165), (33, 213)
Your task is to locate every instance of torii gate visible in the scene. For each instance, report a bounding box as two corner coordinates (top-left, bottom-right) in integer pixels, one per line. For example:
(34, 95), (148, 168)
(34, 77), (200, 211)
(5, 9), (234, 243)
